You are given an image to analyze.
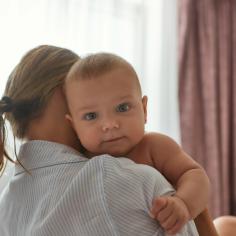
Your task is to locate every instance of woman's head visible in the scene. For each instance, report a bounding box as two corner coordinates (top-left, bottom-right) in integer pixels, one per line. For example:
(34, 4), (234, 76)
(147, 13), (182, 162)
(0, 45), (80, 171)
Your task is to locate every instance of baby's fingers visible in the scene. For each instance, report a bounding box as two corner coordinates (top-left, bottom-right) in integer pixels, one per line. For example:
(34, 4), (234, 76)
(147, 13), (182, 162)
(149, 197), (167, 218)
(156, 203), (173, 223)
(165, 210), (188, 234)
(167, 220), (185, 235)
(160, 213), (177, 232)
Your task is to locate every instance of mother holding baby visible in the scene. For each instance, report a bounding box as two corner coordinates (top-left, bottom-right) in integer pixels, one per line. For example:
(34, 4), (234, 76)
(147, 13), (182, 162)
(0, 45), (200, 236)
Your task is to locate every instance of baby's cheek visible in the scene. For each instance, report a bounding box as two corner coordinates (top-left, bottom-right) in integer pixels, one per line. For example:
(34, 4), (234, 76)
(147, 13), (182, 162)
(83, 138), (100, 153)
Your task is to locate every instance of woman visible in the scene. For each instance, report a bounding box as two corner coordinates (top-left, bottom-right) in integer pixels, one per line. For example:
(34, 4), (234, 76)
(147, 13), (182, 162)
(0, 45), (198, 236)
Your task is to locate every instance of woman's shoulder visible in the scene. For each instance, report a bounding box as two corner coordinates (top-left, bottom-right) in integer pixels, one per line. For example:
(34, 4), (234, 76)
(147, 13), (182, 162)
(93, 154), (171, 188)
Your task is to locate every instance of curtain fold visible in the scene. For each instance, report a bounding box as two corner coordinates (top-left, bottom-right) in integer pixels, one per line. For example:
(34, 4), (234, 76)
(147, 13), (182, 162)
(178, 0), (236, 218)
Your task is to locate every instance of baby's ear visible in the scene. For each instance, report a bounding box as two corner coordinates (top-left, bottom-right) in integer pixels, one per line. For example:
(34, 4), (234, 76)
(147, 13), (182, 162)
(65, 114), (74, 128)
(142, 95), (148, 123)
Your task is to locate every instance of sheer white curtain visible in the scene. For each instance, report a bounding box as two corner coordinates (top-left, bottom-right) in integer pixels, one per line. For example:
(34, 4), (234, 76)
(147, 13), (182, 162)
(144, 0), (179, 141)
(0, 0), (146, 94)
(0, 0), (178, 189)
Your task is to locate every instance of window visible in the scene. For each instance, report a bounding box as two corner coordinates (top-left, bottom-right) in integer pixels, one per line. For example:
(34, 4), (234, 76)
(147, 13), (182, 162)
(0, 0), (178, 190)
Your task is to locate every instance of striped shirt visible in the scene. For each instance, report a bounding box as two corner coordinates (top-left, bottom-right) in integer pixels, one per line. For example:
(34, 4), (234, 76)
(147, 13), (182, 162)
(0, 140), (198, 236)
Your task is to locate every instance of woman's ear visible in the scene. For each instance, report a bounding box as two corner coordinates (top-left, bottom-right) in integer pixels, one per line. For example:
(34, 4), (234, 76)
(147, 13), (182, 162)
(142, 95), (148, 123)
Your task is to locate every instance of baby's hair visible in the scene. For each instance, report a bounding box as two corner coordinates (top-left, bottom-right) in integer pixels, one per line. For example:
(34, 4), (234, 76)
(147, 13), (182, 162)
(0, 45), (79, 172)
(66, 52), (142, 94)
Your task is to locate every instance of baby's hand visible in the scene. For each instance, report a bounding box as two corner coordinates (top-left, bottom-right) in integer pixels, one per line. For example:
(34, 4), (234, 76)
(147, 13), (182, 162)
(149, 195), (190, 235)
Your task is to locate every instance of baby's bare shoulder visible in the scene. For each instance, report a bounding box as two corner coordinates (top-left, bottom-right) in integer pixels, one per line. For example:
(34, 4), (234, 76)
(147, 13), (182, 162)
(143, 132), (176, 145)
(142, 132), (181, 154)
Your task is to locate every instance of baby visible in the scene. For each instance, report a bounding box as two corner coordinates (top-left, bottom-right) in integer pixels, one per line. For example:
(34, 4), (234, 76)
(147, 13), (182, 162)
(64, 52), (210, 235)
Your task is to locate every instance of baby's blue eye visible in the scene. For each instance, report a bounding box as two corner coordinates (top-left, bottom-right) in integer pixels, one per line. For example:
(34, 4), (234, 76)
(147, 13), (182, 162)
(84, 112), (97, 120)
(116, 103), (130, 112)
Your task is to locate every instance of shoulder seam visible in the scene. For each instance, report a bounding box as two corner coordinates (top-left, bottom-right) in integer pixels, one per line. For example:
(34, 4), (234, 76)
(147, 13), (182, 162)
(99, 157), (121, 236)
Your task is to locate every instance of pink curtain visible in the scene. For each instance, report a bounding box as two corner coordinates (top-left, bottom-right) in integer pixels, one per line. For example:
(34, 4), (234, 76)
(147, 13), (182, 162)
(178, 0), (236, 218)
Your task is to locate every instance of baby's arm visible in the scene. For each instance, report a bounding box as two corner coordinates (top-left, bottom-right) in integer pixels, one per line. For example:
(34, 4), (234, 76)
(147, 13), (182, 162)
(144, 133), (210, 234)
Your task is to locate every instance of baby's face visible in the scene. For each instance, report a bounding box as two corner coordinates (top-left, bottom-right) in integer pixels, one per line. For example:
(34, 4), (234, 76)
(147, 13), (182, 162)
(66, 67), (147, 156)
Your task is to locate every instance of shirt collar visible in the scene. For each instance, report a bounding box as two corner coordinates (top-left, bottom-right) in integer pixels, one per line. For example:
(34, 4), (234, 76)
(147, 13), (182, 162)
(14, 140), (87, 175)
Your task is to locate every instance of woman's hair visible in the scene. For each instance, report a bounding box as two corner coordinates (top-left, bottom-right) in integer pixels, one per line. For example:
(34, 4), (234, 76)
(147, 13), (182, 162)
(0, 45), (79, 172)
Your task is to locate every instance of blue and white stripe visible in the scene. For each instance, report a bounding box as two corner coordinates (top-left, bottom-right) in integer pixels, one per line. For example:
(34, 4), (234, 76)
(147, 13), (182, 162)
(0, 141), (198, 236)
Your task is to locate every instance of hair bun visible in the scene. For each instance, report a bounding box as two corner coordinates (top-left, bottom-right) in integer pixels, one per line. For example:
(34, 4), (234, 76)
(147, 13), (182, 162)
(0, 96), (13, 114)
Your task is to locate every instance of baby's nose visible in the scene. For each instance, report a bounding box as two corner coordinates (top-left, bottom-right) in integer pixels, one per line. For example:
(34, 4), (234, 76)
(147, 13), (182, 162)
(102, 120), (119, 132)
